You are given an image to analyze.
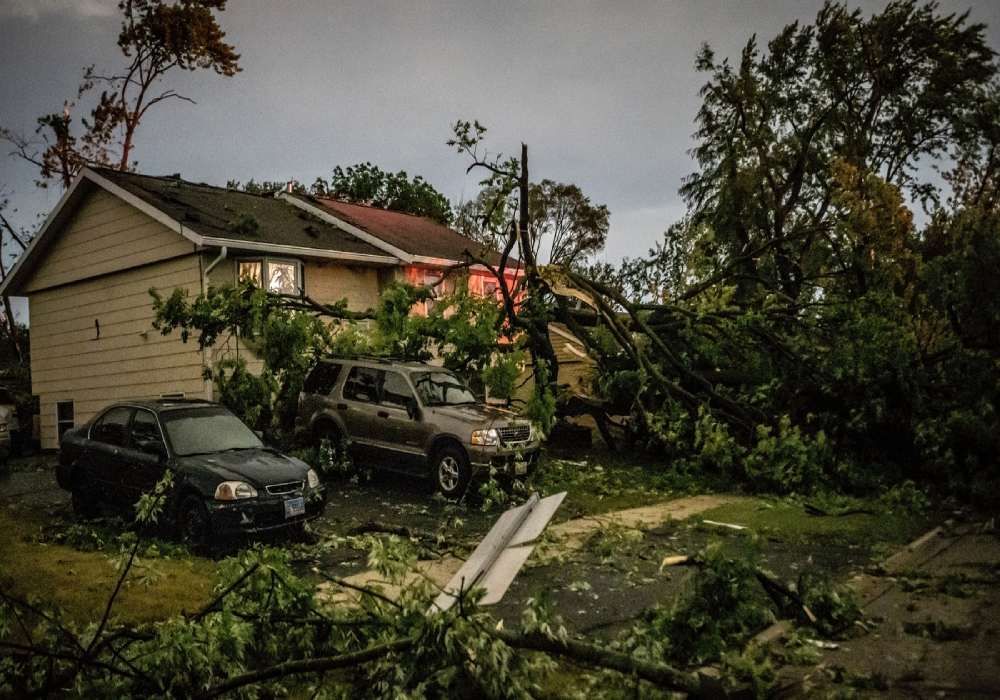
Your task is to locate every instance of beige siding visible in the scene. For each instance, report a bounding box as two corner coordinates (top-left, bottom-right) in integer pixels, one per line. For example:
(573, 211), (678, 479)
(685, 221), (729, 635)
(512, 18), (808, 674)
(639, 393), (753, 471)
(202, 257), (383, 375)
(207, 257), (382, 312)
(23, 188), (195, 293)
(304, 261), (381, 311)
(31, 255), (207, 448)
(24, 186), (207, 449)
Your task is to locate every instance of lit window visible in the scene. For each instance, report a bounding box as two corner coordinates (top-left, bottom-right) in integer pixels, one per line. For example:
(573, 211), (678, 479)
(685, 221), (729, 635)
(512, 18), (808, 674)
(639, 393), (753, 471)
(236, 258), (301, 295)
(268, 261), (299, 295)
(238, 260), (263, 285)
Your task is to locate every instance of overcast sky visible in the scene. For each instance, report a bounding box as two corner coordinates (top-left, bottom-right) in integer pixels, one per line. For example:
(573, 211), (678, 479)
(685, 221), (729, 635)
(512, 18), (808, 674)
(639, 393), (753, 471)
(2, 0), (999, 267)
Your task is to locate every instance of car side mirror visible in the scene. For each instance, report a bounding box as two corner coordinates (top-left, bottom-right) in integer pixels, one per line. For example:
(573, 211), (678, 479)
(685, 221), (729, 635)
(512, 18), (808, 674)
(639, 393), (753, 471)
(136, 438), (166, 461)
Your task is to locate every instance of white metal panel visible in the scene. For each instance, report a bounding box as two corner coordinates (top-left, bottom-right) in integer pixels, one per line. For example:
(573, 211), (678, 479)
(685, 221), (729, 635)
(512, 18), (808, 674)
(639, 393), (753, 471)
(432, 491), (566, 612)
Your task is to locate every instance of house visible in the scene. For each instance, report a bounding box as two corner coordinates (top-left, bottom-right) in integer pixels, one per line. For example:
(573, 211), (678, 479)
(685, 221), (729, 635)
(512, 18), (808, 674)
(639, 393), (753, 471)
(0, 167), (521, 449)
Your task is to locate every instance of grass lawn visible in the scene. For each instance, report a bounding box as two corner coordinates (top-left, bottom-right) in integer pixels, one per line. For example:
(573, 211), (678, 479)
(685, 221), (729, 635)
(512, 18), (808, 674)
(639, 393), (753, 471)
(530, 444), (727, 520)
(697, 496), (933, 548)
(0, 507), (216, 625)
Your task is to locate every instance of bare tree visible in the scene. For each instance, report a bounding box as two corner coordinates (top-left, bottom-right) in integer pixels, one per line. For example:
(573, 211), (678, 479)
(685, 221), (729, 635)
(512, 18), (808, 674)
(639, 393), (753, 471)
(2, 0), (240, 189)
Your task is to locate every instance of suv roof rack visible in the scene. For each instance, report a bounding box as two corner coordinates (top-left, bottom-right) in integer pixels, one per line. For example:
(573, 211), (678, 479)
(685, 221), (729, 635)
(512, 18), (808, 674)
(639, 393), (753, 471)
(320, 354), (424, 365)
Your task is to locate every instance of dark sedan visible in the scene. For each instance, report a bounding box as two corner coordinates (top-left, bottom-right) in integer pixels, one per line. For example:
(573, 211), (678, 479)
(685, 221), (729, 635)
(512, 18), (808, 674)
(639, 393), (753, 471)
(57, 399), (326, 543)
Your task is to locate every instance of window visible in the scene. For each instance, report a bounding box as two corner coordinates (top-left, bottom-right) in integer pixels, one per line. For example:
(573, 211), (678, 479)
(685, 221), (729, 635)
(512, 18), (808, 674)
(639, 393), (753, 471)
(342, 367), (381, 403)
(238, 260), (263, 285)
(381, 371), (415, 409)
(130, 410), (164, 450)
(91, 406), (134, 447)
(237, 258), (302, 295)
(56, 401), (74, 443)
(412, 371), (477, 407)
(482, 279), (501, 300)
(161, 407), (262, 457)
(304, 362), (342, 395)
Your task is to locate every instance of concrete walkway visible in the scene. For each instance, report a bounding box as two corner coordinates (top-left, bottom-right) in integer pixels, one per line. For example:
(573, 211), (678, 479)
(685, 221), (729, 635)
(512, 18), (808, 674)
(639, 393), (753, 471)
(317, 493), (743, 604)
(790, 520), (1000, 697)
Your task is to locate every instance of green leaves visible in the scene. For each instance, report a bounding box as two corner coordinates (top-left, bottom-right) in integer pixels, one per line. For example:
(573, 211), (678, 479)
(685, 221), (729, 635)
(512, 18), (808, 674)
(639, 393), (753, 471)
(313, 162), (453, 225)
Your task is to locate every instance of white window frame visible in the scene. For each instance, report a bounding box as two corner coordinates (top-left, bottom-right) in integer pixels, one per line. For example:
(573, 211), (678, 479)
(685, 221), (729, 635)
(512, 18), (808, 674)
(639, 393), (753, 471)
(236, 256), (304, 296)
(56, 400), (74, 443)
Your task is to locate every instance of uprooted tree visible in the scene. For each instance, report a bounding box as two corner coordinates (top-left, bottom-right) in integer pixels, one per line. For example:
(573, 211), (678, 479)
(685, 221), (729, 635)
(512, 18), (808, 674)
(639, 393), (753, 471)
(447, 1), (1000, 499)
(151, 0), (1000, 499)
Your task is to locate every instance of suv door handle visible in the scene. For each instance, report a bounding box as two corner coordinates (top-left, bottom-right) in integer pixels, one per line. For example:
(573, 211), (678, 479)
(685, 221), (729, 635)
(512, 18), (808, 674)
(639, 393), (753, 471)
(336, 403), (348, 410)
(377, 410), (390, 419)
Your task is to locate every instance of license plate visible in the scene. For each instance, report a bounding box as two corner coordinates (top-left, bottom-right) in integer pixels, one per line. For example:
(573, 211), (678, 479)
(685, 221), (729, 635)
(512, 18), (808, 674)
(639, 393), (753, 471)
(514, 460), (528, 476)
(284, 496), (305, 519)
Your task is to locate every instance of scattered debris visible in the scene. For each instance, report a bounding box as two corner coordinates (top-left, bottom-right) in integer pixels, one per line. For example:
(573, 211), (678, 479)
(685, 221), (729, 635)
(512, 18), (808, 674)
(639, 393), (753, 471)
(702, 519), (748, 531)
(660, 554), (691, 569)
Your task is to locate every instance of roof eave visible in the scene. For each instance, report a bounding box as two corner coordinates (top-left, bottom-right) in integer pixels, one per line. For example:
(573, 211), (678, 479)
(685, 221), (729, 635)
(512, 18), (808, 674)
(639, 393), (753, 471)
(0, 168), (402, 297)
(278, 192), (416, 263)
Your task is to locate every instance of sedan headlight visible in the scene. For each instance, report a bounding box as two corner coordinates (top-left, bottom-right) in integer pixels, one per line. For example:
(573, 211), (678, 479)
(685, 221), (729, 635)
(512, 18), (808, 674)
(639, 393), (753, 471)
(471, 428), (499, 446)
(306, 469), (321, 489)
(214, 481), (258, 501)
(0, 423), (7, 433)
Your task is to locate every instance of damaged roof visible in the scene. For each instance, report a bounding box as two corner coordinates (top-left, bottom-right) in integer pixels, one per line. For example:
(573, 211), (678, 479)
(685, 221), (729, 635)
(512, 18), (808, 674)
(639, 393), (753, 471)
(292, 195), (509, 267)
(94, 169), (390, 258)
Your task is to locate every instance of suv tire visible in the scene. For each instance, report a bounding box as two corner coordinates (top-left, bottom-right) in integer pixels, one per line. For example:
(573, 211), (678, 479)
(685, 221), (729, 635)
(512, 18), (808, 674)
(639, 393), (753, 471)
(315, 423), (346, 473)
(433, 444), (471, 498)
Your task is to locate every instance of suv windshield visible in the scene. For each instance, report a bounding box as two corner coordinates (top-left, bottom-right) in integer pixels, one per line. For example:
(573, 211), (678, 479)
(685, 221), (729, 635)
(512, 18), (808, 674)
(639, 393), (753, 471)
(411, 371), (476, 406)
(161, 407), (262, 456)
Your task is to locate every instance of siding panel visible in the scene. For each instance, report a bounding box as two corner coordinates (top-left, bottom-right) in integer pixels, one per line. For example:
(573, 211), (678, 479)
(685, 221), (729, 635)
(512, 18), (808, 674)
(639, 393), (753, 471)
(305, 260), (381, 311)
(23, 188), (195, 293)
(26, 187), (207, 448)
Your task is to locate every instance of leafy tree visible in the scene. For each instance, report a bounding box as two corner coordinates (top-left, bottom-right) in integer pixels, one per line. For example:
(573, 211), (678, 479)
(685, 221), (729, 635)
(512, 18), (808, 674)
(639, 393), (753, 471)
(679, 0), (993, 305)
(311, 162), (453, 224)
(455, 179), (610, 269)
(2, 0), (240, 188)
(524, 1), (1000, 496)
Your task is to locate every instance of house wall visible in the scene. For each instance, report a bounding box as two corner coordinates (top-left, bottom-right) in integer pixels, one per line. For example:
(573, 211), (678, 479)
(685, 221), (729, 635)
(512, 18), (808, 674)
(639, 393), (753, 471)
(203, 257), (385, 374)
(23, 187), (206, 449)
(23, 188), (194, 294)
(304, 260), (382, 311)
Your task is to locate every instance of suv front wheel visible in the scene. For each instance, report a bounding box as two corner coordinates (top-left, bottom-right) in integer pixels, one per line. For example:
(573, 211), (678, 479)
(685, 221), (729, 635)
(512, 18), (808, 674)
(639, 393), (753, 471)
(433, 445), (471, 498)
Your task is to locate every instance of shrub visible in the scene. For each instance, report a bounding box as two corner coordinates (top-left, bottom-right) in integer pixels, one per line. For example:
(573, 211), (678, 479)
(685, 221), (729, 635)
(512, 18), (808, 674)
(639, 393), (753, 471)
(743, 416), (831, 494)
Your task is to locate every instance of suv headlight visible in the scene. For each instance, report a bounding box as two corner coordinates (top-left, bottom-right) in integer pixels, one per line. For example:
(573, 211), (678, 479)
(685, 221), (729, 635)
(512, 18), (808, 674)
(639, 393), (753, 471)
(306, 469), (321, 489)
(214, 481), (258, 501)
(471, 428), (499, 446)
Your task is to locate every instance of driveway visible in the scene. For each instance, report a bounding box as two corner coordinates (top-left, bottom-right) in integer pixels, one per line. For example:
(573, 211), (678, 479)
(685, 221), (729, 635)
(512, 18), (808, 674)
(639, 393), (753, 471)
(0, 456), (67, 510)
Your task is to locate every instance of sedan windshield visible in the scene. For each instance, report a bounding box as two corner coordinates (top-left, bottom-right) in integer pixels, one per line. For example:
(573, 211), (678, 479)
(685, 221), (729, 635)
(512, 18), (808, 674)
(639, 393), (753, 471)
(411, 371), (477, 406)
(162, 407), (262, 456)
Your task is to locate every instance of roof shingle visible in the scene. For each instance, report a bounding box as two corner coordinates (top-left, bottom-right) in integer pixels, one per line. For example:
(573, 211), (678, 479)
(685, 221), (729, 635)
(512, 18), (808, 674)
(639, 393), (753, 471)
(302, 195), (506, 265)
(95, 169), (390, 258)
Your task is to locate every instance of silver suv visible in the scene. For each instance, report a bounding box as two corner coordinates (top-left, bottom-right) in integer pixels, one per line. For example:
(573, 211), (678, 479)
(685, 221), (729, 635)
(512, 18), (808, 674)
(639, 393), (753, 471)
(297, 358), (541, 497)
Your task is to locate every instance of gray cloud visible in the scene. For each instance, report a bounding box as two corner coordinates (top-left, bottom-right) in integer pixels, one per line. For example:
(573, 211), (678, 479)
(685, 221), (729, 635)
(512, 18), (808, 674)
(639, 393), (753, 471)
(1, 1), (999, 266)
(0, 0), (117, 21)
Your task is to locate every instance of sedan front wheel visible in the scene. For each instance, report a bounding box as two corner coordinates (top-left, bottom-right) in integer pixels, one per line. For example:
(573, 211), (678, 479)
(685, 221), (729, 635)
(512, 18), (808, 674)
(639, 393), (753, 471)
(177, 495), (211, 547)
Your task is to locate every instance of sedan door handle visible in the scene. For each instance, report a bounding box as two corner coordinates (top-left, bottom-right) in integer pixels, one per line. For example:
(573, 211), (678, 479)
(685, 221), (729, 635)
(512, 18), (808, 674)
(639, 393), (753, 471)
(377, 410), (390, 419)
(336, 403), (348, 410)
